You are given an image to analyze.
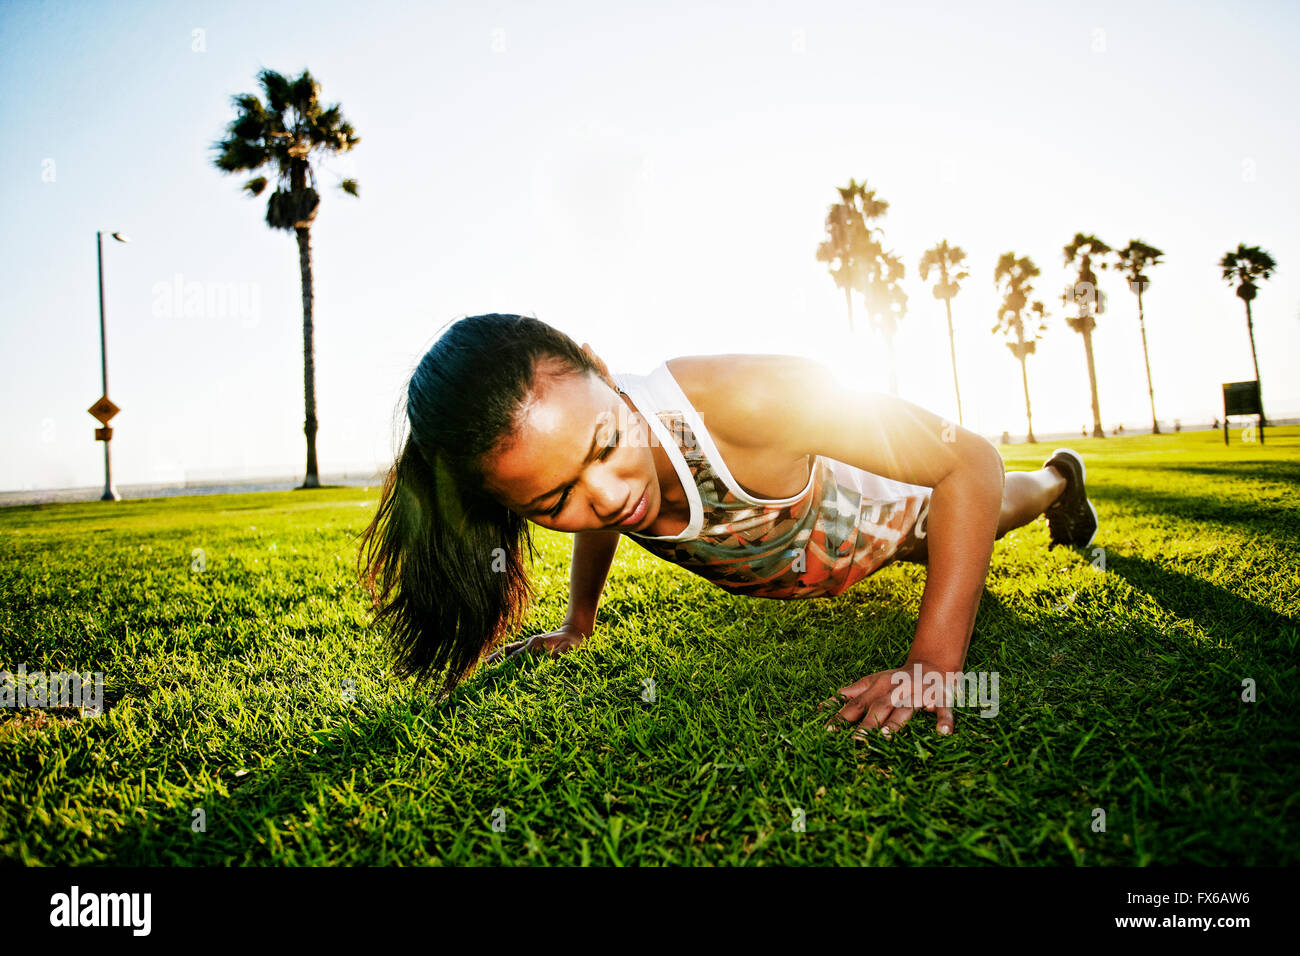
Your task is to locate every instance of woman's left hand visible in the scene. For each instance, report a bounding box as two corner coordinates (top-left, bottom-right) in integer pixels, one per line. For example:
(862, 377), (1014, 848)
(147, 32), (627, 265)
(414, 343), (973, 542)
(819, 658), (957, 737)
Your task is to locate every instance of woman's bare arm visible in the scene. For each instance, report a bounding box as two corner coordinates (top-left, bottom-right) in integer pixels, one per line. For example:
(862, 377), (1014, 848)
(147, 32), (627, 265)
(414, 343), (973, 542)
(485, 529), (621, 664)
(561, 530), (622, 637)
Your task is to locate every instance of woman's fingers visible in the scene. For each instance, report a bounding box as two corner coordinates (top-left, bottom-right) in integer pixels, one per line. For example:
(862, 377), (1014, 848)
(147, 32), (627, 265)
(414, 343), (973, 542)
(486, 635), (540, 665)
(829, 689), (911, 739)
(838, 677), (875, 699)
(821, 673), (889, 728)
(821, 671), (955, 738)
(861, 694), (902, 735)
(826, 684), (883, 731)
(486, 628), (593, 666)
(934, 706), (955, 735)
(541, 631), (583, 656)
(874, 706), (914, 738)
(513, 635), (547, 658)
(818, 691), (857, 714)
(847, 706), (913, 741)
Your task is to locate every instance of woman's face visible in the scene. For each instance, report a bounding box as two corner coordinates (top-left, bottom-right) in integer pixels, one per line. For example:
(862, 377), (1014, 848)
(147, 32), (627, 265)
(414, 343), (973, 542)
(482, 361), (663, 533)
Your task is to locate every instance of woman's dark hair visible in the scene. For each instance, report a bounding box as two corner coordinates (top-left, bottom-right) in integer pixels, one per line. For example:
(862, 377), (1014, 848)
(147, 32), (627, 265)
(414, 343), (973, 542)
(358, 313), (604, 698)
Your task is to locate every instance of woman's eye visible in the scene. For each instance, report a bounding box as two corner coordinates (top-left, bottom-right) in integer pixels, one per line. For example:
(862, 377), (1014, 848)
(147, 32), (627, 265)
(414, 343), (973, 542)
(547, 491), (570, 519)
(547, 427), (619, 519)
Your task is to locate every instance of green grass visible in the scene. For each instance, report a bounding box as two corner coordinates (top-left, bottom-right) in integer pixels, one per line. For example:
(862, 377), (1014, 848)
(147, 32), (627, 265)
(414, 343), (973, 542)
(2, 428), (1297, 865)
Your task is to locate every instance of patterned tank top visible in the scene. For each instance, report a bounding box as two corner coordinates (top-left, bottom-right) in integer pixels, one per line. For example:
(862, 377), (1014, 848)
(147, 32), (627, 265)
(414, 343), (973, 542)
(610, 361), (934, 600)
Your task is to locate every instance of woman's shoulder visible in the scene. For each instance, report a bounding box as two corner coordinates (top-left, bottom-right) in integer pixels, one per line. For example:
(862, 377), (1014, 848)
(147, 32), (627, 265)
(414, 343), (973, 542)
(663, 353), (820, 451)
(664, 353), (817, 399)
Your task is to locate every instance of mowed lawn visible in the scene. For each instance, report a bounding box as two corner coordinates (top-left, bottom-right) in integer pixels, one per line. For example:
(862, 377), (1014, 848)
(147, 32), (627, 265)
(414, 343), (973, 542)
(1, 429), (1297, 866)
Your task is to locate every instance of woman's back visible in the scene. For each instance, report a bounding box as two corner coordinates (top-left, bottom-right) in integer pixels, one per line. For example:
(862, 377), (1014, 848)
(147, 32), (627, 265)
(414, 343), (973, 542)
(613, 357), (932, 599)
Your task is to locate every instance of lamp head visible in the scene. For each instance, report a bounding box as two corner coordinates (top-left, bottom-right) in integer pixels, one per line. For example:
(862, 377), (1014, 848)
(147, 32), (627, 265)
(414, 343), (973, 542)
(110, 232), (130, 243)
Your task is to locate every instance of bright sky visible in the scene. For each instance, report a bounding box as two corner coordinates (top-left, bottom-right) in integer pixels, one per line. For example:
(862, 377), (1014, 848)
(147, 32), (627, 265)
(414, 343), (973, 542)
(2, 0), (1297, 492)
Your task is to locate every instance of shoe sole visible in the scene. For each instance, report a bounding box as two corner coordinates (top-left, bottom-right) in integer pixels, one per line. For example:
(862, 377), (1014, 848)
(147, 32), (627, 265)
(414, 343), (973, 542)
(1080, 499), (1098, 549)
(1044, 448), (1097, 549)
(1047, 447), (1086, 484)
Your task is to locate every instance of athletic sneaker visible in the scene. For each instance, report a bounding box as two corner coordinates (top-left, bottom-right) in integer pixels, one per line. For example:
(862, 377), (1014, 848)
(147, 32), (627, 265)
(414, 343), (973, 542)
(1041, 448), (1099, 549)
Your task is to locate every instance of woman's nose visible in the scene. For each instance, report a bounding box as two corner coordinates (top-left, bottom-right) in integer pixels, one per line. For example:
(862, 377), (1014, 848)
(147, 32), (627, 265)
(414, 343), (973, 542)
(588, 470), (630, 521)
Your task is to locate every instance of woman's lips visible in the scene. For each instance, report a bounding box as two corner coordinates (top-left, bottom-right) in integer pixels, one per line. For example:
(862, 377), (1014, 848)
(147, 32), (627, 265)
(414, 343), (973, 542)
(616, 490), (648, 527)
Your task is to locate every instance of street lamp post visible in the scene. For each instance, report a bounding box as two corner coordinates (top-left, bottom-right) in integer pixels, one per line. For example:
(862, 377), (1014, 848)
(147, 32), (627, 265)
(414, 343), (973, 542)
(93, 230), (129, 501)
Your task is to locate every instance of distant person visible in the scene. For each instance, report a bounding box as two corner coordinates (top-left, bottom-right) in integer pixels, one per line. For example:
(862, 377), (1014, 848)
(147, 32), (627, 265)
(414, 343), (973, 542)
(1001, 430), (1010, 445)
(359, 314), (1099, 739)
(1210, 417), (1217, 430)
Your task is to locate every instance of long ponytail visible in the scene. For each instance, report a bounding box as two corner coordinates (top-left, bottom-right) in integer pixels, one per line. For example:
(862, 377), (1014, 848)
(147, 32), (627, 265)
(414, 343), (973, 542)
(357, 313), (601, 697)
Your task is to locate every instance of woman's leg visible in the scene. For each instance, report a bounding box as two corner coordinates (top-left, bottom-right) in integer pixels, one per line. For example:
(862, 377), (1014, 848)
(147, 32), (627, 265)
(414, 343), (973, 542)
(996, 466), (1066, 539)
(892, 466), (1066, 565)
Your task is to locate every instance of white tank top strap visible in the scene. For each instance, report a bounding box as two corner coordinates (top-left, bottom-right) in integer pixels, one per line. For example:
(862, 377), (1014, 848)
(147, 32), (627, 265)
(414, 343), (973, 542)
(630, 361), (814, 507)
(611, 366), (704, 541)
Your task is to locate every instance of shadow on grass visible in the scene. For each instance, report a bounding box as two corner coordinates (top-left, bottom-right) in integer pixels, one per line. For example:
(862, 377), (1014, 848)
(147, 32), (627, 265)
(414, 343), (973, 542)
(97, 648), (561, 864)
(1091, 482), (1300, 548)
(95, 543), (1298, 865)
(1135, 460), (1300, 487)
(1099, 551), (1297, 658)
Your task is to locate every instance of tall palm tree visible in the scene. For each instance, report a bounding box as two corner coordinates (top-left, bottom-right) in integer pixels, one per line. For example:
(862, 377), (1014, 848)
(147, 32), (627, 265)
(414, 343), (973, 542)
(1219, 243), (1277, 427)
(993, 253), (1048, 443)
(212, 68), (360, 488)
(1115, 240), (1165, 434)
(863, 249), (907, 394)
(816, 201), (862, 334)
(919, 240), (969, 424)
(815, 178), (888, 335)
(1062, 233), (1113, 439)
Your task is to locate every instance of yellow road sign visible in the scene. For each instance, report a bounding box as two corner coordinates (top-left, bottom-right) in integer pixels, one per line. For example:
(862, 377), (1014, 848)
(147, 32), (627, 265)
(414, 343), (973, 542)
(88, 396), (120, 425)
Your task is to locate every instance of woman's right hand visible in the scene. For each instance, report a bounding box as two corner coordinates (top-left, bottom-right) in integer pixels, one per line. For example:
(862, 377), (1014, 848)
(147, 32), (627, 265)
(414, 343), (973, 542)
(484, 622), (588, 666)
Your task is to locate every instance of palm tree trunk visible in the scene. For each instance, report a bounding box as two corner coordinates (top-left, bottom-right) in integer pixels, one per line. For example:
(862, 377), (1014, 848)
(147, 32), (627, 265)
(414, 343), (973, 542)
(297, 225), (320, 488)
(1137, 287), (1159, 434)
(1020, 356), (1035, 444)
(1244, 298), (1267, 427)
(1017, 319), (1034, 443)
(844, 285), (854, 335)
(944, 297), (963, 426)
(886, 332), (898, 395)
(1082, 324), (1104, 438)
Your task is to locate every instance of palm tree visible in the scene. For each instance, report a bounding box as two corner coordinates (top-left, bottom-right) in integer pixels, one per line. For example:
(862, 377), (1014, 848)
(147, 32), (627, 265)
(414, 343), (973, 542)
(816, 201), (861, 333)
(1115, 240), (1165, 434)
(815, 178), (889, 335)
(1062, 233), (1113, 439)
(212, 69), (360, 488)
(863, 249), (907, 394)
(919, 240), (969, 424)
(993, 253), (1048, 443)
(1219, 243), (1277, 427)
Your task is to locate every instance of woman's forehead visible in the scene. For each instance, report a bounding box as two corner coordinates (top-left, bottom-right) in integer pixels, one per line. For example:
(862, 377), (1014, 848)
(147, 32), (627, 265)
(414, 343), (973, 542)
(516, 370), (603, 441)
(485, 372), (609, 495)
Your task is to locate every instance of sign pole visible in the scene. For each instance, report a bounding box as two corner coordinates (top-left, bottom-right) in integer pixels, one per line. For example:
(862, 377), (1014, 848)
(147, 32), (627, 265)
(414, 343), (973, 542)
(96, 230), (119, 501)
